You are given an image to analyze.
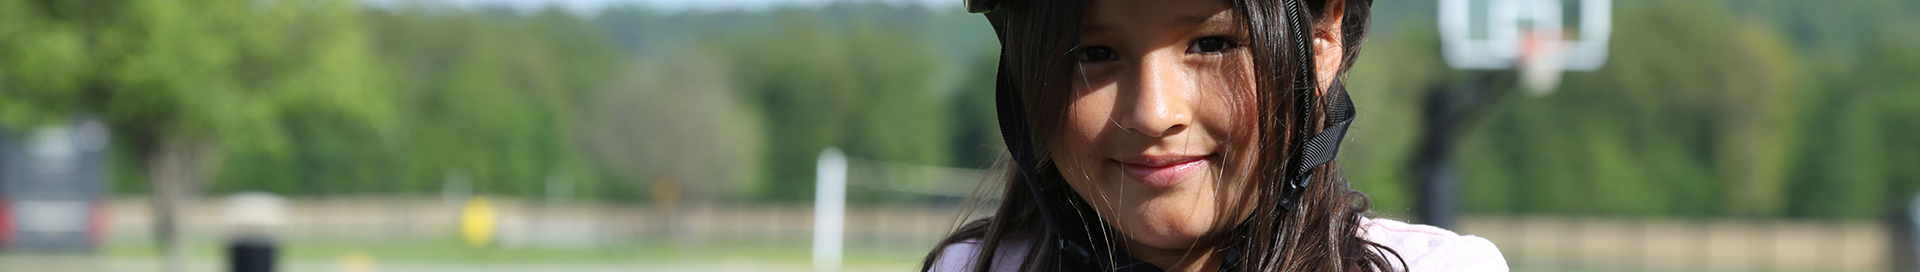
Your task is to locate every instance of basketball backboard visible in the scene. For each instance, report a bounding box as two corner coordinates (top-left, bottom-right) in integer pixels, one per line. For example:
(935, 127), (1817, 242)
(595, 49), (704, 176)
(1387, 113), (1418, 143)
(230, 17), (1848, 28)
(1440, 0), (1611, 94)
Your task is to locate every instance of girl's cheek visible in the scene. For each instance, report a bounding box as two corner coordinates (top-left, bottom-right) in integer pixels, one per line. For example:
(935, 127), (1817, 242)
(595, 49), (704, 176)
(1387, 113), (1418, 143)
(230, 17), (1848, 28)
(1053, 100), (1103, 176)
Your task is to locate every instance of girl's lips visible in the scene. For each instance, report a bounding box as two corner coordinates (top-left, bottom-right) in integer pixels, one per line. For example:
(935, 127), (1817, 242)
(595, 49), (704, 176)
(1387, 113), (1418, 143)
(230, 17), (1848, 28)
(1117, 156), (1208, 188)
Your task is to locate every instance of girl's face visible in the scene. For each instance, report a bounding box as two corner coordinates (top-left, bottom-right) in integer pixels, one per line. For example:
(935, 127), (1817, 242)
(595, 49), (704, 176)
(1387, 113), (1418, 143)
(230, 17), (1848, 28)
(1048, 0), (1258, 258)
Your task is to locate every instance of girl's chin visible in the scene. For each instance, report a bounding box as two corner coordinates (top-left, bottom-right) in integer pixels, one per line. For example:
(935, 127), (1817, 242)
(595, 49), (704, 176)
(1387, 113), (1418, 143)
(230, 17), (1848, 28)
(1126, 227), (1214, 250)
(1090, 171), (1233, 250)
(1123, 207), (1220, 249)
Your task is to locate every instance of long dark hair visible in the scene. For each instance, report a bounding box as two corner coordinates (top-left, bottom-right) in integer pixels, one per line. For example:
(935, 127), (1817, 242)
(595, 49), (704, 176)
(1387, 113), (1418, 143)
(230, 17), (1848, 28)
(924, 0), (1402, 271)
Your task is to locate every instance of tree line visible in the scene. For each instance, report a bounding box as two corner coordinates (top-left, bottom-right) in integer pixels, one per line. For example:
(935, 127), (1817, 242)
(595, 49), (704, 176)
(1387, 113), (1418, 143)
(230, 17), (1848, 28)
(1, 0), (1916, 220)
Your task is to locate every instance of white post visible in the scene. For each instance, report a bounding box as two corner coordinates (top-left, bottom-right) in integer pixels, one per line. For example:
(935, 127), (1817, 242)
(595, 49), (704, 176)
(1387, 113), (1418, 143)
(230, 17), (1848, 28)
(813, 148), (848, 272)
(443, 172), (471, 216)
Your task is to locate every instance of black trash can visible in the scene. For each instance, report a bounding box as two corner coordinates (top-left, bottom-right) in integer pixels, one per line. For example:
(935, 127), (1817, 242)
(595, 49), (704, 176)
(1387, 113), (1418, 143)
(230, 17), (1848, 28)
(228, 234), (276, 272)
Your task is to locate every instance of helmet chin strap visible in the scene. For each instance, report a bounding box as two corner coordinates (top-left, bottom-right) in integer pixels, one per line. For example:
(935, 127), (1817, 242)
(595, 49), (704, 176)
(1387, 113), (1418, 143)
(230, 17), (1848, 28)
(983, 1), (1356, 271)
(1281, 79), (1356, 211)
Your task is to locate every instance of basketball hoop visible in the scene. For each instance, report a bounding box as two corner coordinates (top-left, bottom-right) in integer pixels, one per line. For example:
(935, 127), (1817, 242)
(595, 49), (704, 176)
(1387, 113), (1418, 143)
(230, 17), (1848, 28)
(1411, 0), (1610, 228)
(1440, 0), (1611, 95)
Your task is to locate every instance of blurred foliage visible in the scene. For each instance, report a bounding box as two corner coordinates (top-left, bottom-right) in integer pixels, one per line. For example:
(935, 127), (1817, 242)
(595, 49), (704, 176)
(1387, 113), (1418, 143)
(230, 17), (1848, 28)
(1342, 0), (1920, 219)
(1302, 0), (1920, 219)
(578, 52), (764, 202)
(0, 0), (397, 194)
(0, 0), (1916, 218)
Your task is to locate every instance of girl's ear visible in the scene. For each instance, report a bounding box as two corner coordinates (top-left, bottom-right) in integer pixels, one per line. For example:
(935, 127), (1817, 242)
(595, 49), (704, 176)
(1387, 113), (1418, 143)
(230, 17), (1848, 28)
(1311, 0), (1347, 94)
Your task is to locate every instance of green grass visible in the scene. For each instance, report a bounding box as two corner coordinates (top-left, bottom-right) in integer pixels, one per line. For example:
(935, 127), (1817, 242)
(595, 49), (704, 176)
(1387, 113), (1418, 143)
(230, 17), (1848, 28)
(97, 236), (925, 269)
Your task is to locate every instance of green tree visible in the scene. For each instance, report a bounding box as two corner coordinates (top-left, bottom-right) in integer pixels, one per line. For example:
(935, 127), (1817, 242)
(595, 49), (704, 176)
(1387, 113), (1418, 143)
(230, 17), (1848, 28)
(360, 7), (620, 200)
(578, 54), (764, 202)
(0, 0), (394, 270)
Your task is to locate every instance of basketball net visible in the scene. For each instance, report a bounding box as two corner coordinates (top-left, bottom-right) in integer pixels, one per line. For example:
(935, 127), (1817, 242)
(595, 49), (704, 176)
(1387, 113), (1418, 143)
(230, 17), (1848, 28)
(1519, 29), (1567, 96)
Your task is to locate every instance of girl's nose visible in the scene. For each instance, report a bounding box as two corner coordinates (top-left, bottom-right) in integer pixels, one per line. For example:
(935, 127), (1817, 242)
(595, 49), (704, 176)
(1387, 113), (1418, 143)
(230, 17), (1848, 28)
(1113, 50), (1194, 138)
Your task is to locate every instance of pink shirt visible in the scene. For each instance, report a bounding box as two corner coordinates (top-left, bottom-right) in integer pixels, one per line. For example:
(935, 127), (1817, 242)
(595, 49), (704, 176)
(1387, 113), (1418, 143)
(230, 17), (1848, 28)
(930, 218), (1508, 271)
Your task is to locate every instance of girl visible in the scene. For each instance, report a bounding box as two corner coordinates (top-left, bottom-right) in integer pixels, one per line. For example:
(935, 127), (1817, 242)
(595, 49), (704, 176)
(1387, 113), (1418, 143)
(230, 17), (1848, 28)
(924, 0), (1507, 271)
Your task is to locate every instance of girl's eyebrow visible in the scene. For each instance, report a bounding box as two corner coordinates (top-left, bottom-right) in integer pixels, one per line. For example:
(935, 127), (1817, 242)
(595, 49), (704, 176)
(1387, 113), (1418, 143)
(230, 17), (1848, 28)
(1193, 12), (1241, 34)
(1179, 14), (1218, 25)
(1081, 11), (1232, 37)
(1082, 23), (1112, 36)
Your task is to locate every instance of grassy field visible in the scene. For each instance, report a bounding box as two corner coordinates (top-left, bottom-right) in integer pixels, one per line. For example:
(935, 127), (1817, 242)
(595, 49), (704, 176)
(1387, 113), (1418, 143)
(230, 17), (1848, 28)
(18, 198), (1888, 272)
(60, 198), (952, 271)
(0, 235), (926, 272)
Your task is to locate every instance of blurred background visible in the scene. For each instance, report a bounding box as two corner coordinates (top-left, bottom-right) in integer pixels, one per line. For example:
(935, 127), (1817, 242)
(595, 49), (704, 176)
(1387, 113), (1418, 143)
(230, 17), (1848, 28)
(0, 0), (1915, 271)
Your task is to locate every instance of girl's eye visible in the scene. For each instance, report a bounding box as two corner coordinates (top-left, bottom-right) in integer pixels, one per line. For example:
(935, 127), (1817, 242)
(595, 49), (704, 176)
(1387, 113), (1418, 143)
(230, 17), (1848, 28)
(1077, 46), (1119, 62)
(1187, 36), (1237, 54)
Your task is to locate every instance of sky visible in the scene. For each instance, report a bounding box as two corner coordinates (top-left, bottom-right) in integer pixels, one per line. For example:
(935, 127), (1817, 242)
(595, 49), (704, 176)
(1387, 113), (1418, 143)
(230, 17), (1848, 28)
(366, 0), (960, 14)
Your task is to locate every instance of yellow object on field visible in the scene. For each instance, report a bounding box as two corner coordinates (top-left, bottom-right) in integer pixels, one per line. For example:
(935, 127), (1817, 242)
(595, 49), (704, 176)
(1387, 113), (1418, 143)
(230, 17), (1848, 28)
(340, 250), (376, 272)
(460, 196), (497, 247)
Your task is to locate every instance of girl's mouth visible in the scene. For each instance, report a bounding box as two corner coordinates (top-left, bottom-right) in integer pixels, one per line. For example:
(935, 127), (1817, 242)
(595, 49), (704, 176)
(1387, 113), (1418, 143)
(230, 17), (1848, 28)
(1116, 155), (1209, 188)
